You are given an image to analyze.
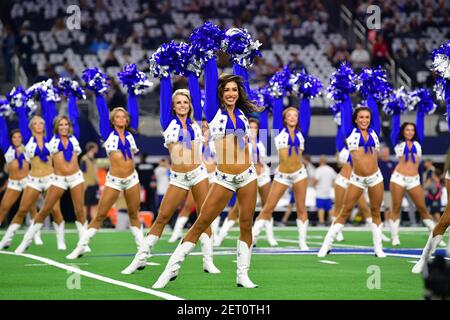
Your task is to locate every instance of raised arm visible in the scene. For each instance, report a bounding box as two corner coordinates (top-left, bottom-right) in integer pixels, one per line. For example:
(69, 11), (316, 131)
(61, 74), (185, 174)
(0, 114), (10, 153)
(298, 97), (311, 138)
(16, 107), (32, 143)
(367, 95), (381, 136)
(233, 64), (251, 95)
(42, 98), (57, 141)
(204, 57), (219, 122)
(341, 95), (354, 138)
(127, 93), (139, 132)
(160, 75), (174, 130)
(272, 97), (284, 132)
(95, 93), (112, 141)
(187, 72), (203, 123)
(68, 94), (80, 139)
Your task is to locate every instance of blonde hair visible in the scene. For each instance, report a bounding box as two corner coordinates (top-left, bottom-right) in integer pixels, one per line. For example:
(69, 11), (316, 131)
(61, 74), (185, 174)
(110, 107), (135, 133)
(29, 115), (46, 136)
(53, 115), (73, 135)
(282, 107), (299, 128)
(172, 89), (194, 121)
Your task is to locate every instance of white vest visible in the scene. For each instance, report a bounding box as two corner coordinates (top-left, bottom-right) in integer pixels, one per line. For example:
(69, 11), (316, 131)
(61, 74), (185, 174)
(337, 147), (351, 165)
(208, 108), (250, 141)
(346, 128), (380, 152)
(103, 131), (139, 156)
(394, 141), (422, 159)
(47, 135), (81, 156)
(24, 136), (50, 161)
(162, 119), (203, 148)
(4, 145), (25, 164)
(274, 128), (305, 151)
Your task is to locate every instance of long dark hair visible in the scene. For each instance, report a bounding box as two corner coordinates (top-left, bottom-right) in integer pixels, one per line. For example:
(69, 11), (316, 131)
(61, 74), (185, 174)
(397, 122), (418, 142)
(352, 106), (372, 128)
(217, 74), (263, 114)
(9, 129), (22, 143)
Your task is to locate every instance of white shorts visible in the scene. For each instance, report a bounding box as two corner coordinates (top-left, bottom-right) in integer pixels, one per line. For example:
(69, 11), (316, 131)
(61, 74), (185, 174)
(51, 170), (85, 190)
(446, 170), (450, 180)
(335, 174), (350, 189)
(350, 169), (384, 189)
(257, 166), (271, 187)
(105, 170), (140, 191)
(274, 167), (308, 188)
(390, 171), (420, 190)
(169, 165), (208, 191)
(28, 174), (55, 192)
(212, 165), (257, 192)
(7, 177), (29, 192)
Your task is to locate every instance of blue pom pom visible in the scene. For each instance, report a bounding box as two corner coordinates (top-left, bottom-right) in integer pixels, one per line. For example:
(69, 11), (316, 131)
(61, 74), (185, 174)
(410, 88), (436, 115)
(268, 66), (292, 98)
(27, 79), (61, 103)
(291, 72), (323, 99)
(118, 64), (152, 95)
(7, 86), (37, 115)
(189, 22), (225, 64)
(59, 78), (86, 100)
(357, 67), (392, 101)
(248, 87), (270, 108)
(0, 98), (12, 117)
(82, 67), (109, 94)
(222, 27), (262, 69)
(382, 86), (410, 115)
(148, 41), (186, 78)
(431, 40), (450, 80)
(327, 62), (357, 102)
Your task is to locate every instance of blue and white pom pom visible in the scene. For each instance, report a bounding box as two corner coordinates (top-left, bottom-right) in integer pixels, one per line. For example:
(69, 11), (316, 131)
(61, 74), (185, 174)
(7, 86), (37, 114)
(189, 22), (225, 65)
(410, 88), (436, 115)
(58, 78), (86, 100)
(382, 86), (410, 115)
(82, 67), (109, 94)
(267, 67), (292, 98)
(27, 79), (61, 102)
(0, 98), (12, 117)
(148, 41), (185, 78)
(327, 62), (357, 102)
(431, 40), (450, 79)
(118, 64), (152, 95)
(357, 67), (392, 101)
(291, 72), (323, 99)
(221, 27), (262, 69)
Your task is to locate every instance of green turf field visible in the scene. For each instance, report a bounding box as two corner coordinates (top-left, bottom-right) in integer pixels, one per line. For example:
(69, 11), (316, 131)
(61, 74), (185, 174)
(0, 225), (447, 300)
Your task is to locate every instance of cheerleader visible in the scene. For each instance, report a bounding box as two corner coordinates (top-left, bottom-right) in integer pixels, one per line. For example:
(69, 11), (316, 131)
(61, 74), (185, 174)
(252, 103), (310, 250)
(389, 122), (443, 246)
(318, 105), (386, 257)
(0, 88), (65, 251)
(152, 60), (261, 289)
(0, 110), (42, 248)
(120, 83), (219, 274)
(15, 115), (88, 253)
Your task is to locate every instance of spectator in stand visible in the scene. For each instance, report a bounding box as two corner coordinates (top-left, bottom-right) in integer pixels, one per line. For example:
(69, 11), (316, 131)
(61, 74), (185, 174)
(2, 24), (15, 82)
(17, 21), (34, 79)
(312, 156), (337, 226)
(332, 40), (350, 67)
(153, 158), (170, 213)
(103, 51), (120, 69)
(425, 169), (443, 222)
(371, 32), (391, 68)
(350, 42), (371, 72)
(106, 78), (127, 110)
(89, 34), (109, 54)
(378, 145), (396, 223)
(288, 53), (307, 74)
(80, 142), (100, 221)
(394, 41), (411, 60)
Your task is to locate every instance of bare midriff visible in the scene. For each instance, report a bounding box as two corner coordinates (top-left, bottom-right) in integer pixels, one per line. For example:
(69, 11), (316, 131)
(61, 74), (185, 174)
(278, 148), (303, 173)
(7, 156), (29, 180)
(203, 157), (216, 174)
(53, 152), (80, 176)
(351, 148), (379, 176)
(215, 134), (251, 174)
(395, 156), (419, 176)
(338, 163), (353, 179)
(168, 141), (202, 173)
(108, 151), (135, 177)
(29, 156), (53, 177)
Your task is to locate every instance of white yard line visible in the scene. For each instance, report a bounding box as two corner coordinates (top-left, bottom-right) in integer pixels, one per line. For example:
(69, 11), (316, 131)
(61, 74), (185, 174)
(318, 260), (339, 264)
(0, 250), (183, 300)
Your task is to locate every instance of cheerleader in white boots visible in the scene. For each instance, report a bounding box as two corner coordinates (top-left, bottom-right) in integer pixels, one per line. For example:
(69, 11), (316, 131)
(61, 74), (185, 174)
(0, 122), (42, 247)
(0, 114), (65, 250)
(121, 85), (219, 274)
(66, 107), (143, 259)
(252, 104), (310, 250)
(152, 67), (261, 289)
(412, 149), (450, 273)
(15, 116), (89, 253)
(389, 122), (445, 246)
(318, 106), (386, 258)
